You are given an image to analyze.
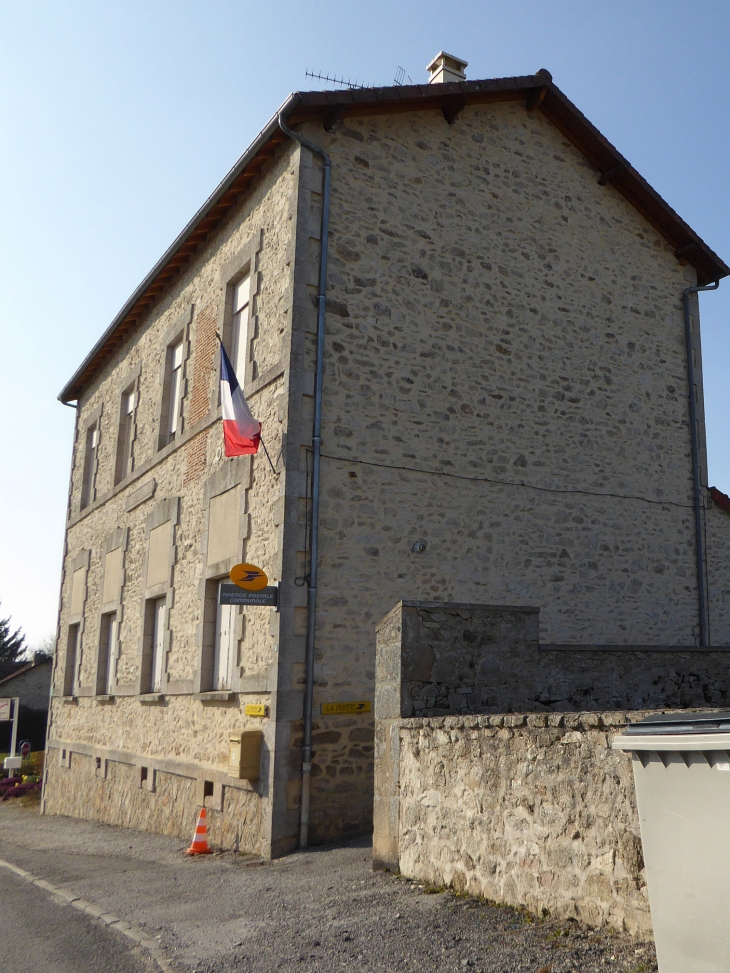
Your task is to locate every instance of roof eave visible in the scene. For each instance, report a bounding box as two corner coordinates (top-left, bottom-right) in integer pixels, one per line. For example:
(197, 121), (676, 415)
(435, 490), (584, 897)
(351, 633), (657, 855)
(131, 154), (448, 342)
(59, 75), (729, 403)
(59, 93), (300, 403)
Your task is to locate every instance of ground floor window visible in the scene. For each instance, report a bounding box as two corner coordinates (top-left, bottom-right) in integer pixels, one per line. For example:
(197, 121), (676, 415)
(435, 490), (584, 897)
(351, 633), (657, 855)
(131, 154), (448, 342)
(97, 612), (117, 695)
(142, 597), (166, 693)
(213, 580), (235, 690)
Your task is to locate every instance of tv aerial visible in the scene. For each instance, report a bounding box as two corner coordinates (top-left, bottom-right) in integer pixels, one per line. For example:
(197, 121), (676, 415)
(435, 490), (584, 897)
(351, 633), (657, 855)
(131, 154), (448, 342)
(305, 70), (369, 90)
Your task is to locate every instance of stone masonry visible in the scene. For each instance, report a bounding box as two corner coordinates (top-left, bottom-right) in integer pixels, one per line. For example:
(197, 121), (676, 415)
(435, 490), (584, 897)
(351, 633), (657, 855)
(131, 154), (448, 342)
(397, 712), (653, 936)
(290, 101), (730, 841)
(373, 601), (730, 935)
(45, 68), (730, 854)
(45, 143), (299, 856)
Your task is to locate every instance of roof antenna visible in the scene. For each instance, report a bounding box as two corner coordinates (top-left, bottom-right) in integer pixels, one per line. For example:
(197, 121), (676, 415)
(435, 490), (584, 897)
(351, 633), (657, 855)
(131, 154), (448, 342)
(305, 70), (369, 90)
(393, 66), (412, 86)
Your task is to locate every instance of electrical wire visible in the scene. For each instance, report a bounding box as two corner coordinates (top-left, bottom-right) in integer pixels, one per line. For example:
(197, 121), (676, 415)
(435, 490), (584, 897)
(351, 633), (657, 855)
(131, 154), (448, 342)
(319, 452), (697, 510)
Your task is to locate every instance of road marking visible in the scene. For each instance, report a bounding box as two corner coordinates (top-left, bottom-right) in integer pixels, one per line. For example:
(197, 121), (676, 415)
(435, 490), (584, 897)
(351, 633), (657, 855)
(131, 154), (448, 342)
(0, 856), (173, 971)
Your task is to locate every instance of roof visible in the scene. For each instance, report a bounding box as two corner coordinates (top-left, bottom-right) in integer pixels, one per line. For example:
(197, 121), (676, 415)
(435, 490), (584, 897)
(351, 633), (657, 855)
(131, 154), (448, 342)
(59, 71), (730, 403)
(0, 660), (29, 683)
(0, 657), (52, 686)
(710, 487), (730, 514)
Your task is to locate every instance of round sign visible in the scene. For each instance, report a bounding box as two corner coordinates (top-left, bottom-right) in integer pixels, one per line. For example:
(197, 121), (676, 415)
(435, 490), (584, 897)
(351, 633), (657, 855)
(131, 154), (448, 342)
(20, 741), (31, 758)
(230, 563), (268, 591)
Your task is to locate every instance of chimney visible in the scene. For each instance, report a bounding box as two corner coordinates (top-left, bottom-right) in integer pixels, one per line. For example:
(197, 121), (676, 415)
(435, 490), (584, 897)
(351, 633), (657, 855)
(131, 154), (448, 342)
(427, 51), (468, 84)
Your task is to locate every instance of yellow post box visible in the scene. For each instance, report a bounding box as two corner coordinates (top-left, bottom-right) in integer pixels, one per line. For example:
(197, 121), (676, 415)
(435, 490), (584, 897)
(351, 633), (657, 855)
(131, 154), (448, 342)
(228, 731), (262, 781)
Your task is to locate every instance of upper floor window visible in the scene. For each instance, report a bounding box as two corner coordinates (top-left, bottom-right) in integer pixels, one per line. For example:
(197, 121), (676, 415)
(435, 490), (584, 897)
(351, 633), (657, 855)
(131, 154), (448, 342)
(169, 341), (183, 438)
(115, 387), (136, 484)
(80, 423), (99, 509)
(63, 623), (80, 697)
(231, 273), (250, 380)
(159, 339), (184, 449)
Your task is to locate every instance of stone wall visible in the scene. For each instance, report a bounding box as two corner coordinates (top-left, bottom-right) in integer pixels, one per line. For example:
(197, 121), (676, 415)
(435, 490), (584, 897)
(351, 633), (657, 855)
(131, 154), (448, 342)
(44, 745), (263, 852)
(45, 135), (302, 856)
(376, 600), (730, 720)
(707, 500), (730, 643)
(373, 600), (729, 935)
(397, 713), (652, 936)
(293, 715), (375, 843)
(287, 99), (730, 839)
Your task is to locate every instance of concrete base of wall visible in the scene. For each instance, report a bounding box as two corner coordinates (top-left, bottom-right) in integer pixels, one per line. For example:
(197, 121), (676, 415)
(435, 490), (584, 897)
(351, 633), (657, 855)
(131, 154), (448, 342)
(43, 747), (265, 855)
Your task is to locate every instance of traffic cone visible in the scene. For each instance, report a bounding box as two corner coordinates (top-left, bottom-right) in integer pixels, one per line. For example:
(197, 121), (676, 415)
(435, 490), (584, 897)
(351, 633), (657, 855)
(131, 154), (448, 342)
(185, 807), (213, 855)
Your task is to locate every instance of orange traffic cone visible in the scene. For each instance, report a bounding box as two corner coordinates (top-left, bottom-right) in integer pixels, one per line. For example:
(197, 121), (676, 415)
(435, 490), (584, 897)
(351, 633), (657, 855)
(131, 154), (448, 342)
(185, 807), (213, 855)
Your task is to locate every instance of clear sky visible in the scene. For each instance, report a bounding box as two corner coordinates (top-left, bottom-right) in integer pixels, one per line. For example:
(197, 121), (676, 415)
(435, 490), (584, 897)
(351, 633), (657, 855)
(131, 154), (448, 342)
(1, 0), (729, 648)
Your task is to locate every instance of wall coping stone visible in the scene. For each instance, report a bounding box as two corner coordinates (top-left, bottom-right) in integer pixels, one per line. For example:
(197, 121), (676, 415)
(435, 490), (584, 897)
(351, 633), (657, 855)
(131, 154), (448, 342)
(398, 708), (719, 732)
(376, 600), (539, 633)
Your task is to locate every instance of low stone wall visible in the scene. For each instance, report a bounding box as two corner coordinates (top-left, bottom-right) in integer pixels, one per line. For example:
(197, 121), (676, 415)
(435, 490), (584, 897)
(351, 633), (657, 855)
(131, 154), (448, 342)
(373, 600), (730, 937)
(397, 712), (651, 936)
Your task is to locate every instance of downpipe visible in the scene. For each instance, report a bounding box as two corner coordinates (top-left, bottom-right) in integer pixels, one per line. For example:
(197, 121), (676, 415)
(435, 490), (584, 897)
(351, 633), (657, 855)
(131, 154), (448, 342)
(278, 109), (332, 848)
(683, 280), (719, 645)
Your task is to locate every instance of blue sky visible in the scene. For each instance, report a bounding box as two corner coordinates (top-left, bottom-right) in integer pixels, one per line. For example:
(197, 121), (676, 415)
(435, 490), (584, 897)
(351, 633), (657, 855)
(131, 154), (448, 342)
(1, 0), (729, 646)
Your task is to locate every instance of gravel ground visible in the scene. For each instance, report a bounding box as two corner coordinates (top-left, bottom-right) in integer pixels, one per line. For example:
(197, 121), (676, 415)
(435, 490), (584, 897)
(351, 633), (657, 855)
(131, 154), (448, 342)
(184, 853), (657, 973)
(0, 802), (656, 973)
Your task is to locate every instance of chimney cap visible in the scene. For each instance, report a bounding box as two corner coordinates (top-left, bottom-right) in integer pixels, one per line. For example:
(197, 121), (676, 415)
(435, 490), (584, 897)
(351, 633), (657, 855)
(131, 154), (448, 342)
(426, 51), (468, 84)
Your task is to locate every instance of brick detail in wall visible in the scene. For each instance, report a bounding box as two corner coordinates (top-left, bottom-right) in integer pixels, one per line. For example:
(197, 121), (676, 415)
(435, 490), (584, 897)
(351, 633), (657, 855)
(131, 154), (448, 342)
(184, 429), (209, 486)
(188, 301), (218, 426)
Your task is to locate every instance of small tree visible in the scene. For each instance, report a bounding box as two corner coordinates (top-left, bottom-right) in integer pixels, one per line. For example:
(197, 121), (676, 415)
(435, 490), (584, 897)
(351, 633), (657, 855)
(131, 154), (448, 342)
(0, 602), (26, 664)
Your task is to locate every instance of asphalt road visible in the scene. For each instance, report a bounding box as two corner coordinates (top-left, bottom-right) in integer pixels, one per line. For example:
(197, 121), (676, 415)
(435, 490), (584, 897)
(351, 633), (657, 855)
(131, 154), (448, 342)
(0, 867), (152, 973)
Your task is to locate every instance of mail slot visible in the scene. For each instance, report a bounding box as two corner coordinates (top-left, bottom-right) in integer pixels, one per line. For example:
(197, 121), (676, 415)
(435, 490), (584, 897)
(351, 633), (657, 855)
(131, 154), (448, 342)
(228, 731), (262, 781)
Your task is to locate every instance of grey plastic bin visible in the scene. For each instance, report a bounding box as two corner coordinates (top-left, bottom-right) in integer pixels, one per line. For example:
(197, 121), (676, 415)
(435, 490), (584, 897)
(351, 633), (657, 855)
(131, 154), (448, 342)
(613, 712), (730, 973)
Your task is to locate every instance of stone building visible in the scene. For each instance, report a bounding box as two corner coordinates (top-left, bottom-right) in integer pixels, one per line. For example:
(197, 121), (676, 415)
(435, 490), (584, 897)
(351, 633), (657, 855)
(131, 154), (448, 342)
(0, 653), (52, 751)
(43, 53), (730, 857)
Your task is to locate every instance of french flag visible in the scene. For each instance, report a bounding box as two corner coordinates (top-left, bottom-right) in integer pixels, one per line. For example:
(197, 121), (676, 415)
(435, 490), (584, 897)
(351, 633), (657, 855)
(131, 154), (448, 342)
(220, 345), (261, 456)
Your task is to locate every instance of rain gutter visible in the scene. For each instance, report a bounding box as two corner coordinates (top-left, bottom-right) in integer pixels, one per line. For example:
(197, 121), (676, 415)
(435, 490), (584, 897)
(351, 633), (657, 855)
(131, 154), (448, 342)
(278, 103), (331, 849)
(683, 280), (720, 645)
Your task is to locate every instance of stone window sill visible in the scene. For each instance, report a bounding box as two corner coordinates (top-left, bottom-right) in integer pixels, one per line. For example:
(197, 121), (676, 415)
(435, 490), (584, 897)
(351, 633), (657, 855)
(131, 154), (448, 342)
(60, 696), (78, 705)
(94, 695), (115, 704)
(138, 694), (165, 705)
(196, 691), (235, 703)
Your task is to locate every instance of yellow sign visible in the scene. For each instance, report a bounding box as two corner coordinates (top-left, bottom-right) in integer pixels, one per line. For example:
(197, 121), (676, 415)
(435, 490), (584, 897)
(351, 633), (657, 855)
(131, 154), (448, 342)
(230, 563), (268, 591)
(321, 701), (372, 715)
(245, 704), (268, 718)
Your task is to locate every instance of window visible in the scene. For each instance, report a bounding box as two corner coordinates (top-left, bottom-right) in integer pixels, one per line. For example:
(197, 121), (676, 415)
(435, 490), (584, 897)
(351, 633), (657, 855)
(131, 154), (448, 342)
(142, 597), (166, 693)
(63, 624), (80, 696)
(200, 578), (238, 692)
(159, 339), (184, 448)
(213, 581), (236, 690)
(97, 612), (117, 695)
(80, 423), (99, 509)
(115, 387), (136, 483)
(231, 273), (251, 380)
(168, 341), (184, 441)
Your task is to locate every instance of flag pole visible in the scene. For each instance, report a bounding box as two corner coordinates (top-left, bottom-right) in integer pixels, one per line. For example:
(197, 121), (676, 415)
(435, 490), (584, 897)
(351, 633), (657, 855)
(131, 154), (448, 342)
(259, 436), (278, 476)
